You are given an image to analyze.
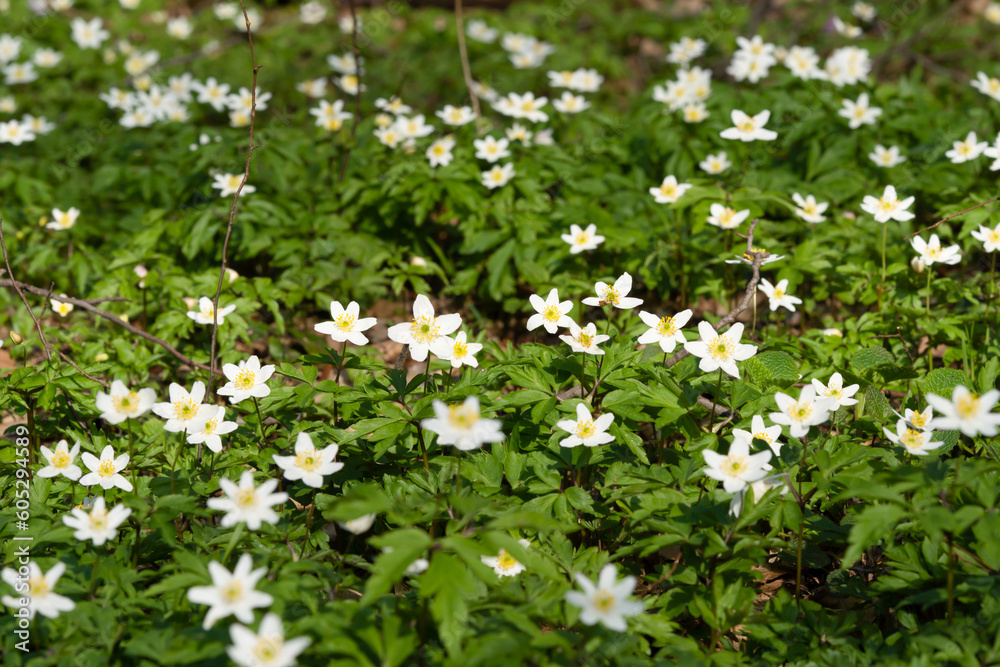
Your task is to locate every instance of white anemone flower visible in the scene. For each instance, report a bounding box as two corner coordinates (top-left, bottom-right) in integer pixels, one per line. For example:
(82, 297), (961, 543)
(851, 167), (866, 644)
(186, 554), (274, 630)
(683, 321), (757, 379)
(95, 380), (156, 424)
(636, 309), (692, 353)
(581, 272), (643, 310)
(386, 294), (462, 362)
(527, 288), (574, 334)
(217, 355), (275, 404)
(565, 564), (643, 632)
(556, 403), (615, 448)
(421, 396), (504, 451)
(272, 432), (344, 488)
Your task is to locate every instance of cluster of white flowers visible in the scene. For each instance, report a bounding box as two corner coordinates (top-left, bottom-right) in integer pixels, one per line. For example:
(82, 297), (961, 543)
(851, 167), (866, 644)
(499, 31), (555, 69)
(652, 66), (711, 123)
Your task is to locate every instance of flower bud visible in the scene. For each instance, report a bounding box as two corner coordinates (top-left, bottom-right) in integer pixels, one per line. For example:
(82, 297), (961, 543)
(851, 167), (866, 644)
(94, 353), (109, 362)
(9, 331), (23, 345)
(911, 256), (925, 273)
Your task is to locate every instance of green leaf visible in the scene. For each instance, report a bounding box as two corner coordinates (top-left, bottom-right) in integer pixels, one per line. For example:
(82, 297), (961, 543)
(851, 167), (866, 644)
(921, 368), (971, 399)
(842, 504), (908, 567)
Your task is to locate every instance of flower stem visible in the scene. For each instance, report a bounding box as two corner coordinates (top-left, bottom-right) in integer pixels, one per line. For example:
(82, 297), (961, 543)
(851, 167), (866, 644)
(580, 353), (587, 396)
(253, 396), (266, 443)
(926, 268), (932, 315)
(222, 522), (244, 566)
(709, 368), (723, 428)
(878, 223), (888, 312)
(416, 424), (430, 471)
(333, 339), (347, 425)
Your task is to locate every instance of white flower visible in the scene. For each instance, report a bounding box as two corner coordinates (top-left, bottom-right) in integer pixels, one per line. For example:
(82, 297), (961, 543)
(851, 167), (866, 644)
(309, 99), (352, 130)
(46, 207), (80, 231)
(296, 77), (327, 98)
(187, 405), (238, 454)
(838, 93), (882, 129)
(339, 513), (376, 535)
(227, 612), (311, 667)
(386, 294), (462, 363)
(971, 71), (1000, 103)
(683, 322), (757, 378)
(211, 173), (255, 198)
(394, 114), (434, 139)
(482, 163), (515, 189)
(700, 151), (731, 174)
(985, 133), (1000, 171)
(860, 185), (915, 223)
(758, 278), (802, 312)
(527, 288), (574, 334)
(426, 136), (456, 168)
(62, 496), (132, 546)
(1, 562), (75, 620)
(299, 0), (326, 25)
(637, 309), (692, 353)
(852, 1), (876, 21)
(187, 554), (274, 630)
(649, 175), (692, 204)
(869, 144), (906, 168)
(810, 372), (860, 409)
(552, 91), (590, 114)
(208, 470), (287, 530)
(945, 131), (988, 164)
(971, 222), (1000, 252)
(71, 17), (110, 49)
(894, 406), (934, 431)
(152, 381), (212, 433)
(95, 380), (156, 424)
(582, 272), (643, 310)
(987, 2), (1000, 24)
(466, 19), (498, 43)
(473, 135), (511, 163)
(79, 444), (133, 492)
(217, 355), (275, 404)
(314, 300), (377, 345)
(703, 438), (772, 493)
(791, 193), (828, 223)
(681, 102), (710, 123)
(421, 396), (504, 451)
(926, 386), (1000, 437)
(706, 203), (750, 230)
(435, 104), (475, 126)
(556, 403), (614, 448)
(769, 386), (834, 438)
(732, 415), (784, 456)
(434, 330), (483, 369)
(37, 440), (82, 480)
(725, 247), (785, 266)
(273, 432), (344, 488)
(565, 564), (643, 632)
(559, 322), (610, 356)
(482, 539), (530, 578)
(911, 234), (961, 266)
(883, 419), (944, 456)
(561, 223), (604, 254)
(784, 45), (824, 80)
(720, 109), (777, 141)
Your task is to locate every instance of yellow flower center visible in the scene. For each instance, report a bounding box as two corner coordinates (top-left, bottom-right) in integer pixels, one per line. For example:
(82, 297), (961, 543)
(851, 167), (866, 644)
(174, 398), (198, 420)
(900, 428), (924, 450)
(803, 202), (816, 214)
(112, 392), (139, 414)
(574, 232), (590, 245)
(578, 332), (594, 348)
(253, 637), (282, 662)
(448, 405), (479, 430)
(410, 315), (440, 343)
(574, 419), (596, 438)
(773, 289), (785, 299)
(98, 459), (116, 477)
(593, 590), (616, 612)
(657, 316), (677, 336)
(788, 401), (813, 422)
(708, 335), (734, 360)
(722, 454), (747, 476)
(453, 340), (468, 358)
(738, 119), (756, 132)
(543, 305), (562, 322)
(234, 369), (256, 391)
(957, 394), (980, 418)
(325, 118), (343, 131)
(496, 550), (519, 572)
(236, 488), (258, 508)
(202, 418), (218, 434)
(28, 576), (49, 597)
(600, 286), (620, 305)
(910, 411), (929, 427)
(335, 314), (356, 331)
(433, 145), (445, 155)
(660, 184), (676, 197)
(90, 507), (108, 531)
(51, 450), (71, 468)
(878, 197), (899, 212)
(226, 175), (241, 189)
(295, 450), (321, 472)
(221, 581), (243, 603)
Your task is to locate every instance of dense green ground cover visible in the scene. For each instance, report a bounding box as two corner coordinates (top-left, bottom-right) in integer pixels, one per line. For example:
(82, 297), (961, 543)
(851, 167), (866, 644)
(1, 0), (1000, 664)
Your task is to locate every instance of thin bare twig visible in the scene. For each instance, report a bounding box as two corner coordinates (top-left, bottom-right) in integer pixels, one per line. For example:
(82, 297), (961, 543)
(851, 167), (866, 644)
(0, 216), (51, 363)
(1, 277), (218, 375)
(337, 0), (363, 183)
(905, 196), (1000, 240)
(868, 328), (915, 366)
(210, 0), (261, 396)
(665, 219), (767, 368)
(454, 0), (484, 135)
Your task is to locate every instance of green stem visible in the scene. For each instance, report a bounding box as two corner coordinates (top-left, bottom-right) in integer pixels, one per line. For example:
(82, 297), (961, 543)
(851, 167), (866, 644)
(988, 253), (996, 347)
(423, 355), (432, 394)
(222, 522), (244, 566)
(879, 224), (888, 312)
(673, 208), (687, 308)
(580, 353), (587, 396)
(253, 396), (266, 443)
(710, 368), (723, 429)
(333, 340), (347, 425)
(926, 268), (932, 316)
(416, 425), (430, 471)
(89, 549), (101, 599)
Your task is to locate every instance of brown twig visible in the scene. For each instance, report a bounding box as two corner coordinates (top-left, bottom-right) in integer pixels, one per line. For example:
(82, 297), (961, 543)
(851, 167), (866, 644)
(867, 328), (915, 366)
(454, 0), (484, 135)
(1, 277), (219, 375)
(905, 196), (1000, 240)
(665, 219), (767, 368)
(337, 0), (363, 183)
(209, 0), (261, 396)
(0, 216), (52, 363)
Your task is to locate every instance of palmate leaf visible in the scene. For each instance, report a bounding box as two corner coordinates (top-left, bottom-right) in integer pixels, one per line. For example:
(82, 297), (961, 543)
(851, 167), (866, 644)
(743, 350), (799, 391)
